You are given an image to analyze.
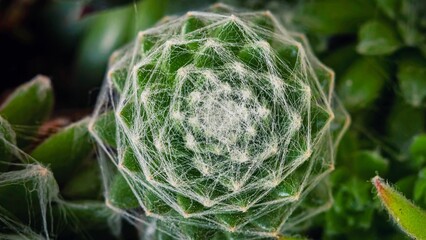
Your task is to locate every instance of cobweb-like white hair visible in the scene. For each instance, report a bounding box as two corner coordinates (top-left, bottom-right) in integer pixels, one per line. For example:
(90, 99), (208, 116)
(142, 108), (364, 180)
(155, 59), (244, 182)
(90, 4), (349, 239)
(0, 114), (58, 239)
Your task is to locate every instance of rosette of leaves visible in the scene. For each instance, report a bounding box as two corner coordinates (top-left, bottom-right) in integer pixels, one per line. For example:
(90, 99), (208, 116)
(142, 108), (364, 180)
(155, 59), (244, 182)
(90, 4), (349, 239)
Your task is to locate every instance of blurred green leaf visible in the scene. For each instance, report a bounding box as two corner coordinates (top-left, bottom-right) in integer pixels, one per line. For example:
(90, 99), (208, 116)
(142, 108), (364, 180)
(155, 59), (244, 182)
(327, 172), (375, 235)
(396, 0), (426, 50)
(294, 0), (375, 35)
(322, 44), (357, 78)
(74, 0), (168, 100)
(108, 173), (139, 209)
(62, 161), (101, 200)
(354, 150), (388, 179)
(387, 99), (425, 153)
(30, 118), (93, 185)
(372, 176), (426, 239)
(395, 175), (417, 199)
(56, 200), (118, 231)
(39, 1), (87, 50)
(375, 0), (399, 19)
(397, 54), (426, 107)
(414, 168), (426, 208)
(337, 57), (389, 111)
(410, 134), (426, 168)
(357, 20), (401, 55)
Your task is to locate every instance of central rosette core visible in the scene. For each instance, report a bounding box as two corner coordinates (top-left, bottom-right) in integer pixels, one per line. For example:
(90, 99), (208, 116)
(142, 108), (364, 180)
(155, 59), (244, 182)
(186, 78), (265, 148)
(170, 66), (284, 178)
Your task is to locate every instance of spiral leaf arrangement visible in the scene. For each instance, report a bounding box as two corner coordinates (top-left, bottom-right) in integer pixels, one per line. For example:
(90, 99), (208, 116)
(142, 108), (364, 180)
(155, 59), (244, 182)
(90, 4), (349, 239)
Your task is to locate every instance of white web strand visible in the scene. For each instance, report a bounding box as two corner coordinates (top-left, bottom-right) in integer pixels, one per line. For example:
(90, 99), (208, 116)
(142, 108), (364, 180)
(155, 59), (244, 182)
(0, 137), (59, 239)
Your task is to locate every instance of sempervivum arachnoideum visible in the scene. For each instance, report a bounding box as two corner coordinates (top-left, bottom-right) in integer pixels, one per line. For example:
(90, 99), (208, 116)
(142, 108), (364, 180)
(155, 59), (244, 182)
(89, 4), (349, 240)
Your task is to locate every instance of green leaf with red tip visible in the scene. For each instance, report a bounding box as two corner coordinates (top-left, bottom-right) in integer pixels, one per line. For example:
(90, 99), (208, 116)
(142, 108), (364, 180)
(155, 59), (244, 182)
(372, 176), (426, 239)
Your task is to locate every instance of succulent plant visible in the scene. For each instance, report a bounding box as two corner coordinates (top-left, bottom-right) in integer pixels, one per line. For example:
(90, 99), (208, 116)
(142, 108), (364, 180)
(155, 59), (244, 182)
(90, 4), (349, 239)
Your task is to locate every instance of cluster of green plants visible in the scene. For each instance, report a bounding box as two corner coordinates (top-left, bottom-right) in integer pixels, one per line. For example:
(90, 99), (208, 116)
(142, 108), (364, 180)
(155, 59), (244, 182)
(0, 0), (425, 239)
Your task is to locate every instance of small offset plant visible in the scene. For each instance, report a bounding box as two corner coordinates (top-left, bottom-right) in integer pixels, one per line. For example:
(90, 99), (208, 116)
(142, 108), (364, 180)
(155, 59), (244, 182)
(90, 4), (349, 239)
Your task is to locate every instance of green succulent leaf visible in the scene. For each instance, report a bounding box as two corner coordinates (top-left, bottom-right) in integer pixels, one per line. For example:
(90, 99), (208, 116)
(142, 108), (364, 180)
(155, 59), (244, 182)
(372, 176), (426, 239)
(0, 165), (58, 226)
(357, 20), (402, 55)
(0, 75), (53, 147)
(0, 75), (53, 127)
(91, 111), (117, 148)
(30, 118), (93, 185)
(108, 173), (139, 209)
(62, 161), (101, 199)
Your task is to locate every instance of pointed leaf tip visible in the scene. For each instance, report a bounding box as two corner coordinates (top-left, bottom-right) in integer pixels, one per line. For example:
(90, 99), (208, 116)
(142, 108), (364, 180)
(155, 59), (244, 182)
(372, 176), (426, 239)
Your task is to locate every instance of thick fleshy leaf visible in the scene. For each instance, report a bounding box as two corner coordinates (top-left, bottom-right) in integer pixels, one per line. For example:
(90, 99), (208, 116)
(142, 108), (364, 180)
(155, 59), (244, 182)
(0, 75), (53, 126)
(372, 176), (426, 239)
(357, 20), (401, 55)
(108, 173), (139, 209)
(30, 118), (93, 185)
(0, 75), (54, 147)
(62, 161), (101, 199)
